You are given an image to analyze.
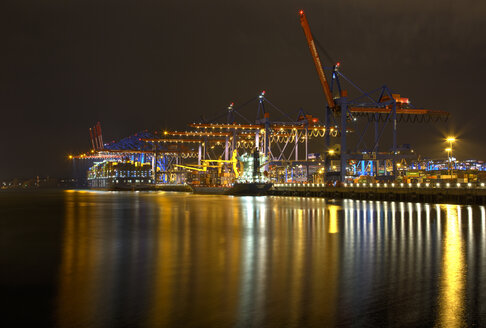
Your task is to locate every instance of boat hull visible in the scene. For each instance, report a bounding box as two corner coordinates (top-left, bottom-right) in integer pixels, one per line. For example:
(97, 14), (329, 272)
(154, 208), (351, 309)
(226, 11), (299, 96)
(190, 183), (273, 196)
(229, 182), (273, 195)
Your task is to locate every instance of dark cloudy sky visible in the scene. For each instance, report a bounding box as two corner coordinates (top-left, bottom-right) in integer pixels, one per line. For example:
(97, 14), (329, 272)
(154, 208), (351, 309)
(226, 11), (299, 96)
(1, 0), (485, 180)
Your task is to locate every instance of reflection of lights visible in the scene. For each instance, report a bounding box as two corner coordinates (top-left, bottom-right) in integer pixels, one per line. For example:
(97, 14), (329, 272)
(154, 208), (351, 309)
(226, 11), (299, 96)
(328, 205), (339, 234)
(436, 204), (442, 236)
(438, 204), (465, 328)
(481, 206), (486, 236)
(425, 204), (431, 241)
(467, 206), (473, 239)
(417, 203), (423, 245)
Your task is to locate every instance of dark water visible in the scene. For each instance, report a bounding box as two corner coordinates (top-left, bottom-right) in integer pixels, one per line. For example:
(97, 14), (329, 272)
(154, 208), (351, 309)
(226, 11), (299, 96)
(1, 190), (486, 327)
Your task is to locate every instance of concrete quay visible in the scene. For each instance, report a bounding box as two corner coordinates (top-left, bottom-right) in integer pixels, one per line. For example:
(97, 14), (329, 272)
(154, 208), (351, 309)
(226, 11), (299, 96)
(270, 182), (486, 205)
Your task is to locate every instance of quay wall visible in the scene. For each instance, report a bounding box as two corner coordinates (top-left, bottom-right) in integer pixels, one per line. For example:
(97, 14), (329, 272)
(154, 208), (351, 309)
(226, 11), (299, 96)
(269, 183), (486, 205)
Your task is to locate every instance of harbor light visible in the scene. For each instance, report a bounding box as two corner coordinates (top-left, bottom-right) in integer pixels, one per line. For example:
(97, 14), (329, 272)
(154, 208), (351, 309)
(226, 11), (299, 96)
(445, 136), (456, 176)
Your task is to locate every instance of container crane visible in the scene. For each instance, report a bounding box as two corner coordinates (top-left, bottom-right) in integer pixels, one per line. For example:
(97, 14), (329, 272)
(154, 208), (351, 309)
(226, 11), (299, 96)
(299, 10), (336, 111)
(298, 10), (449, 183)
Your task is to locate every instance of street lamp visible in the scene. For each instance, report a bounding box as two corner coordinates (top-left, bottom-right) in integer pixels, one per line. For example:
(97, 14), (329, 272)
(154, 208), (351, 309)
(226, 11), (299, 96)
(445, 147), (452, 176)
(446, 136), (456, 176)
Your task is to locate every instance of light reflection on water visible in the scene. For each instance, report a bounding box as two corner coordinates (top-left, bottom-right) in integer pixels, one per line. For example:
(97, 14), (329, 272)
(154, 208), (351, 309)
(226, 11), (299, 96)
(438, 205), (465, 328)
(55, 191), (486, 327)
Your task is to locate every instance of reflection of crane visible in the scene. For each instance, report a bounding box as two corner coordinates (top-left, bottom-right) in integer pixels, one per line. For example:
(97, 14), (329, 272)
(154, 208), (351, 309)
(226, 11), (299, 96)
(299, 10), (335, 111)
(174, 150), (240, 178)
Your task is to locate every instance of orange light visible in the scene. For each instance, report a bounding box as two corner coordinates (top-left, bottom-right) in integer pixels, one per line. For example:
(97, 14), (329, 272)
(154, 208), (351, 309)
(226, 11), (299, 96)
(299, 10), (304, 15)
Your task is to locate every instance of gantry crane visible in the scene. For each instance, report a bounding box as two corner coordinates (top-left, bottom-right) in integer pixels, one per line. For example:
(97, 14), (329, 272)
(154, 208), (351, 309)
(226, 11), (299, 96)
(299, 10), (336, 111)
(174, 149), (240, 178)
(299, 9), (449, 182)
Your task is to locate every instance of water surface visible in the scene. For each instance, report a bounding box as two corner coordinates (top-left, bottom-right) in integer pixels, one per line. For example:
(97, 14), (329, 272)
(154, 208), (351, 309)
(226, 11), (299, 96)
(1, 190), (485, 327)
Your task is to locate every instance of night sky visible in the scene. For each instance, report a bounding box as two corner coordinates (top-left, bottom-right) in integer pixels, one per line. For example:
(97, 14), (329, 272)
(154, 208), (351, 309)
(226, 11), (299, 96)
(1, 0), (485, 180)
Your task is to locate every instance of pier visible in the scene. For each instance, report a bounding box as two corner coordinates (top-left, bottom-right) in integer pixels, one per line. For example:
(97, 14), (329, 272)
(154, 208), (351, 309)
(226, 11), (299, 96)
(270, 182), (486, 205)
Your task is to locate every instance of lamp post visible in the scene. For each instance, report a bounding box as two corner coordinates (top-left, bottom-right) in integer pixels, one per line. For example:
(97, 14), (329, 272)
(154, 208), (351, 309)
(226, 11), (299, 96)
(327, 149), (335, 171)
(445, 148), (452, 176)
(446, 137), (456, 177)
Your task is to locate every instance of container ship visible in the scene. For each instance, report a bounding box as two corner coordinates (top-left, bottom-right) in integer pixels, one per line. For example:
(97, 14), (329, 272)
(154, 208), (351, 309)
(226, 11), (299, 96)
(87, 149), (272, 195)
(184, 149), (273, 195)
(88, 160), (153, 190)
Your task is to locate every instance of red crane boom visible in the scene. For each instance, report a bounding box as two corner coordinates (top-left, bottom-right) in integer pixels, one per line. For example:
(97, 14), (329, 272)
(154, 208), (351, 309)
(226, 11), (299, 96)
(299, 10), (335, 110)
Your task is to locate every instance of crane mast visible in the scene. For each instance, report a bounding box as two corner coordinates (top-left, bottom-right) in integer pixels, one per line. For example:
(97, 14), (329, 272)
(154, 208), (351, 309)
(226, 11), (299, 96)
(299, 10), (335, 110)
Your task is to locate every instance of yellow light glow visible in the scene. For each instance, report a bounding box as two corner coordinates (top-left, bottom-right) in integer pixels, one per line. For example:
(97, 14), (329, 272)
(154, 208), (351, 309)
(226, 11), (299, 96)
(445, 148), (452, 152)
(446, 137), (456, 143)
(328, 149), (335, 155)
(68, 155), (73, 159)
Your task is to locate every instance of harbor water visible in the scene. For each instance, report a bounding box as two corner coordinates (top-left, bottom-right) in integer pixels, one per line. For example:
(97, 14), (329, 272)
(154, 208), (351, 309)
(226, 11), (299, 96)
(1, 190), (485, 327)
